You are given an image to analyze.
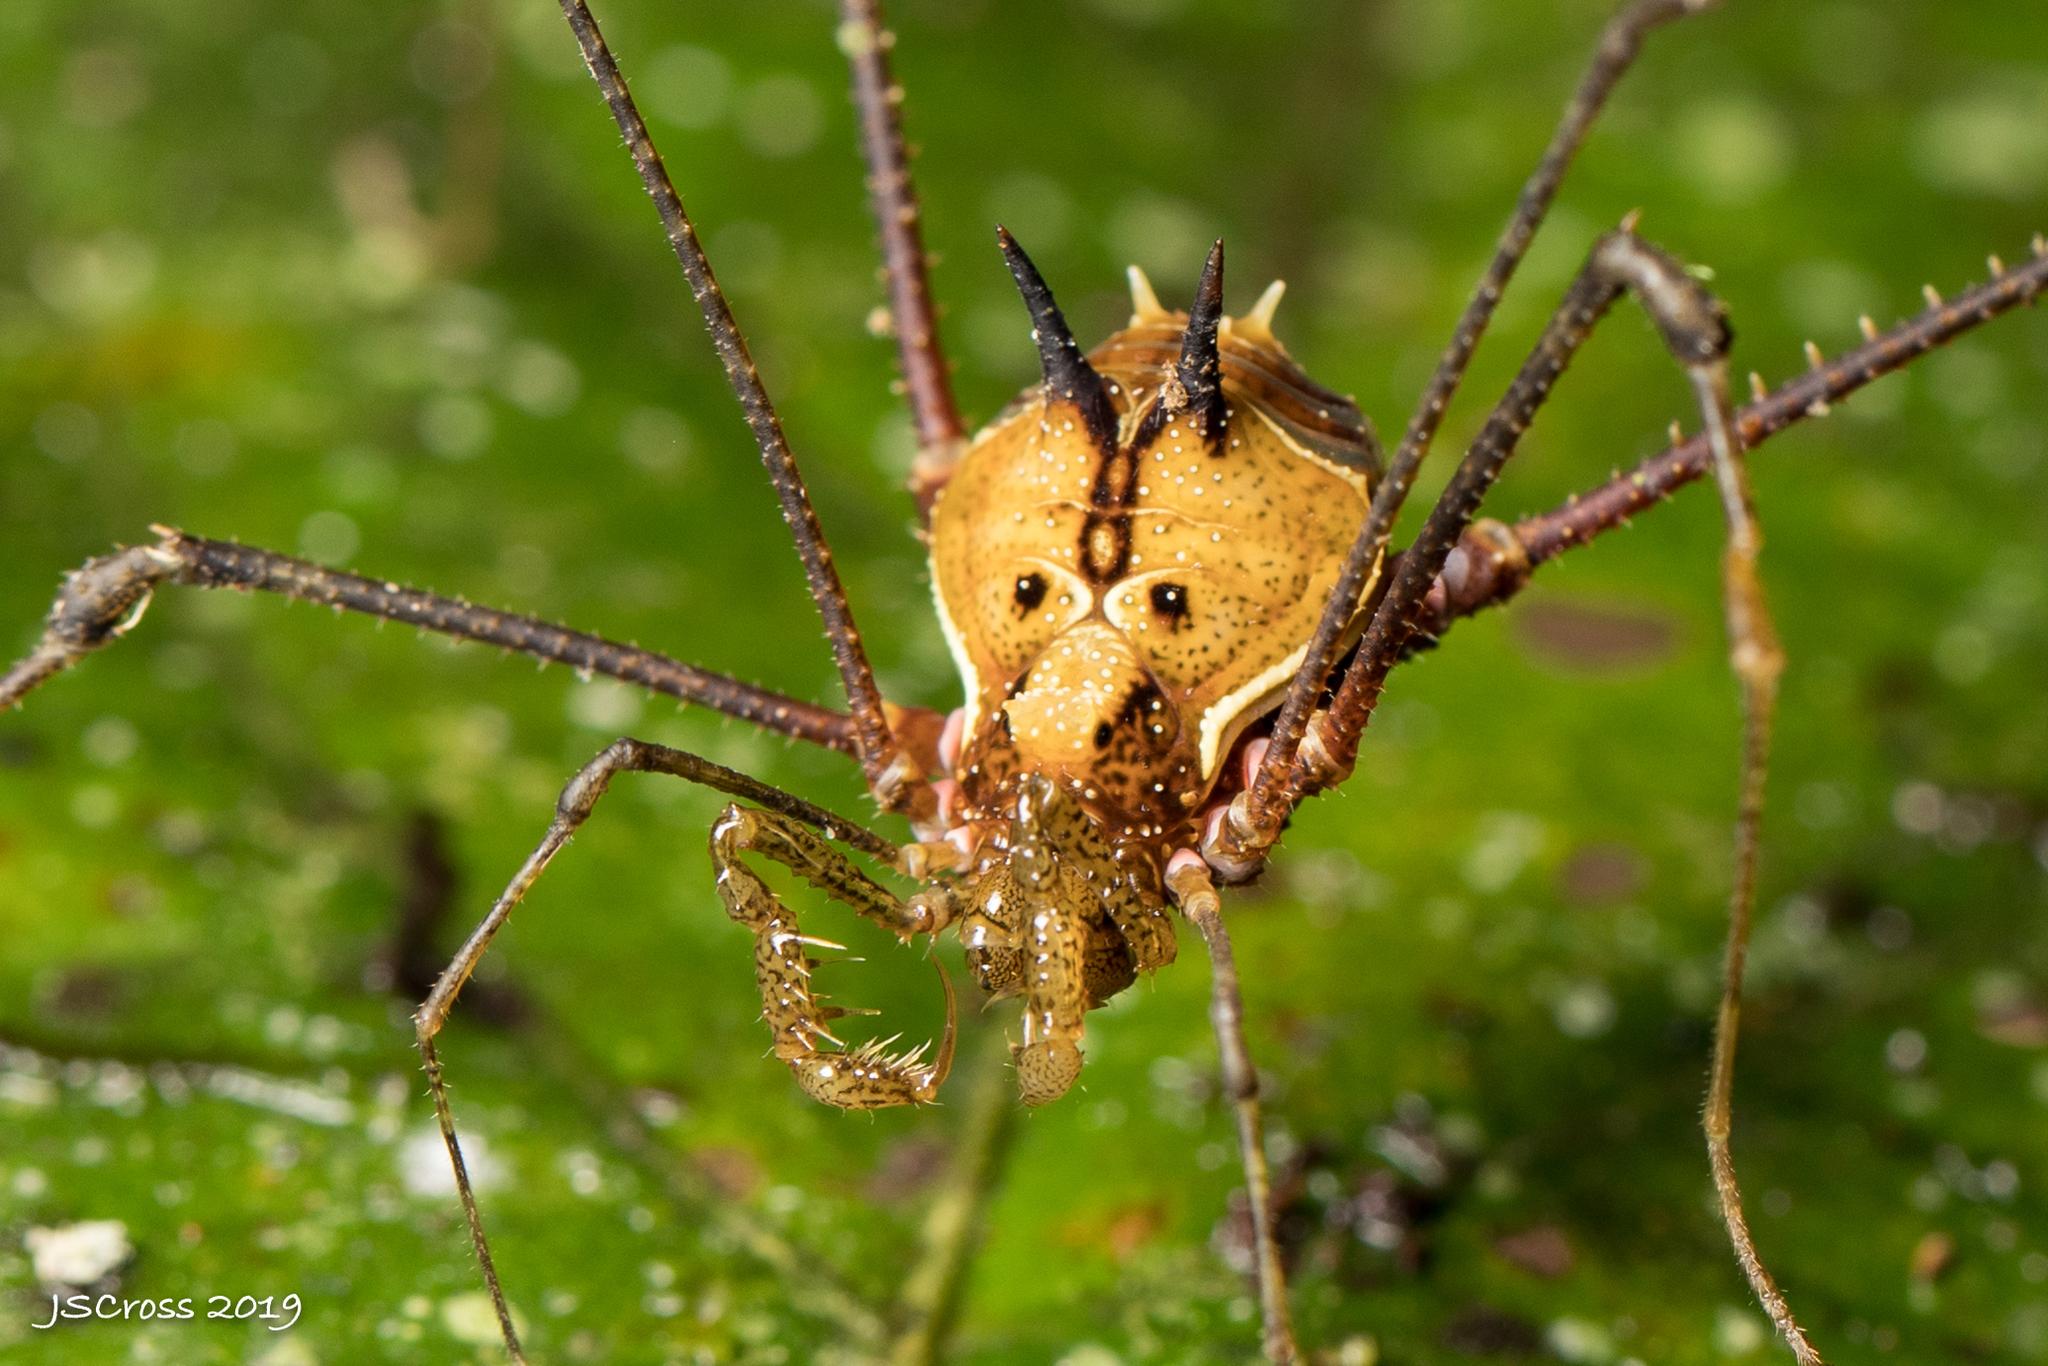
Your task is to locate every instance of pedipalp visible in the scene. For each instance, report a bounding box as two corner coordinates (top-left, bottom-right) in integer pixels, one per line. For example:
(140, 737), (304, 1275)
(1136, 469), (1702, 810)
(710, 802), (958, 1109)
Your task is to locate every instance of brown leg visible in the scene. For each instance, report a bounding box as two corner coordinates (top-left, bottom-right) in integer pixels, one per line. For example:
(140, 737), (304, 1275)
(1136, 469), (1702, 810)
(835, 0), (968, 515)
(1166, 857), (1294, 1366)
(0, 528), (860, 750)
(413, 737), (920, 1364)
(1242, 0), (1722, 862)
(552, 0), (929, 818)
(1415, 240), (2048, 631)
(1240, 226), (1824, 1355)
(414, 1031), (527, 1364)
(1694, 367), (1817, 1363)
(1208, 227), (1733, 861)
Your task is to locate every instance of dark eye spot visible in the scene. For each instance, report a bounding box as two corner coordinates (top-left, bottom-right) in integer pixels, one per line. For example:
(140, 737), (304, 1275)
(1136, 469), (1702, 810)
(1093, 722), (1114, 749)
(1014, 573), (1047, 612)
(1150, 582), (1188, 621)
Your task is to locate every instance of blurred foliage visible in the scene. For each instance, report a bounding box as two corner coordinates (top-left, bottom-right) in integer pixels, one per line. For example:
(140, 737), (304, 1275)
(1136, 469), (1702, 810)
(2, 0), (2048, 1363)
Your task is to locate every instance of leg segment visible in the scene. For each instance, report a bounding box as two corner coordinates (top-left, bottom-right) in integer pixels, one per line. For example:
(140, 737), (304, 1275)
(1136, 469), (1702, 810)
(835, 0), (967, 515)
(553, 0), (930, 819)
(1231, 226), (1823, 1356)
(1208, 226), (1736, 866)
(1301, 228), (1731, 797)
(1243, 0), (1723, 852)
(1335, 240), (2048, 656)
(1697, 363), (1815, 1364)
(0, 540), (178, 711)
(413, 737), (930, 1365)
(0, 528), (862, 752)
(1166, 856), (1295, 1366)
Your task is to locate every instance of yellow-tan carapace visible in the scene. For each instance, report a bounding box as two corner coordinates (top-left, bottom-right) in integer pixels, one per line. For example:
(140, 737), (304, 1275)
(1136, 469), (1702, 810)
(930, 245), (1382, 865)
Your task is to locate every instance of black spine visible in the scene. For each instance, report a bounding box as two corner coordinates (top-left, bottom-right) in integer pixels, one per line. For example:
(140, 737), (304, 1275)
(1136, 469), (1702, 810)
(997, 227), (1119, 452)
(1134, 240), (1228, 452)
(1177, 240), (1227, 443)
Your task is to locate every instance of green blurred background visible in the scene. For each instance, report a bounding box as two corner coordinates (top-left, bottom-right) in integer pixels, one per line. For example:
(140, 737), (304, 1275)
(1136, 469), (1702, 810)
(2, 0), (2047, 1362)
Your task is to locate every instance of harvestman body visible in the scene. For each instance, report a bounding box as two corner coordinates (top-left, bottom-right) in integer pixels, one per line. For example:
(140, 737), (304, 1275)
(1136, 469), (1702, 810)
(5, 0), (2047, 1362)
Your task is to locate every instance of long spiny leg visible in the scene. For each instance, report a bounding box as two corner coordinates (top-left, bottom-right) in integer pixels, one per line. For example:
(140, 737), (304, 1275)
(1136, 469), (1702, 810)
(1221, 0), (1721, 877)
(1696, 362), (1812, 1363)
(1305, 238), (2048, 755)
(1432, 241), (2048, 618)
(835, 0), (967, 514)
(1200, 226), (1727, 857)
(413, 738), (939, 1364)
(1363, 239), (2048, 649)
(0, 529), (863, 750)
(1279, 230), (1729, 791)
(1244, 226), (1823, 1355)
(1165, 856), (1294, 1366)
(552, 0), (929, 818)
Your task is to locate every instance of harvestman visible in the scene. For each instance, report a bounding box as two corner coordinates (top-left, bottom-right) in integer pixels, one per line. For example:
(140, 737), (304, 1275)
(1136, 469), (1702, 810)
(4, 0), (2045, 1361)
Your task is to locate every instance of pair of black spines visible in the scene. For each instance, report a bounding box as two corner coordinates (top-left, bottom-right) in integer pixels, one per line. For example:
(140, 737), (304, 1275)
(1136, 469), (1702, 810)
(995, 227), (1228, 455)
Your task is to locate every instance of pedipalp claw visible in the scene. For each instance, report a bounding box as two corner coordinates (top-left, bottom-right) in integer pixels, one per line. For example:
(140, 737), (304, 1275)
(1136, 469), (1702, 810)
(919, 956), (959, 1101)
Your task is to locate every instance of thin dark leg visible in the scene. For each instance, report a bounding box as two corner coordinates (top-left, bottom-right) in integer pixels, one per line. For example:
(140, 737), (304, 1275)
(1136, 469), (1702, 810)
(1692, 360), (1817, 1363)
(553, 0), (929, 818)
(417, 1030), (527, 1363)
(1397, 236), (2048, 647)
(1207, 226), (1730, 872)
(1166, 857), (1293, 1366)
(522, 1020), (890, 1348)
(413, 738), (913, 1363)
(1234, 226), (1824, 1354)
(0, 528), (861, 752)
(836, 0), (967, 516)
(1233, 0), (1720, 870)
(1291, 229), (1736, 796)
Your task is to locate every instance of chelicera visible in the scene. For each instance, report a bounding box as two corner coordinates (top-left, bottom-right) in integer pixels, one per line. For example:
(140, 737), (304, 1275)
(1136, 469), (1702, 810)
(5, 0), (2046, 1362)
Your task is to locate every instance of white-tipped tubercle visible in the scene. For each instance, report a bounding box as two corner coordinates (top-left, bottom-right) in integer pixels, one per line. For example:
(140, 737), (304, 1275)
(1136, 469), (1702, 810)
(1126, 265), (1168, 324)
(1247, 280), (1286, 332)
